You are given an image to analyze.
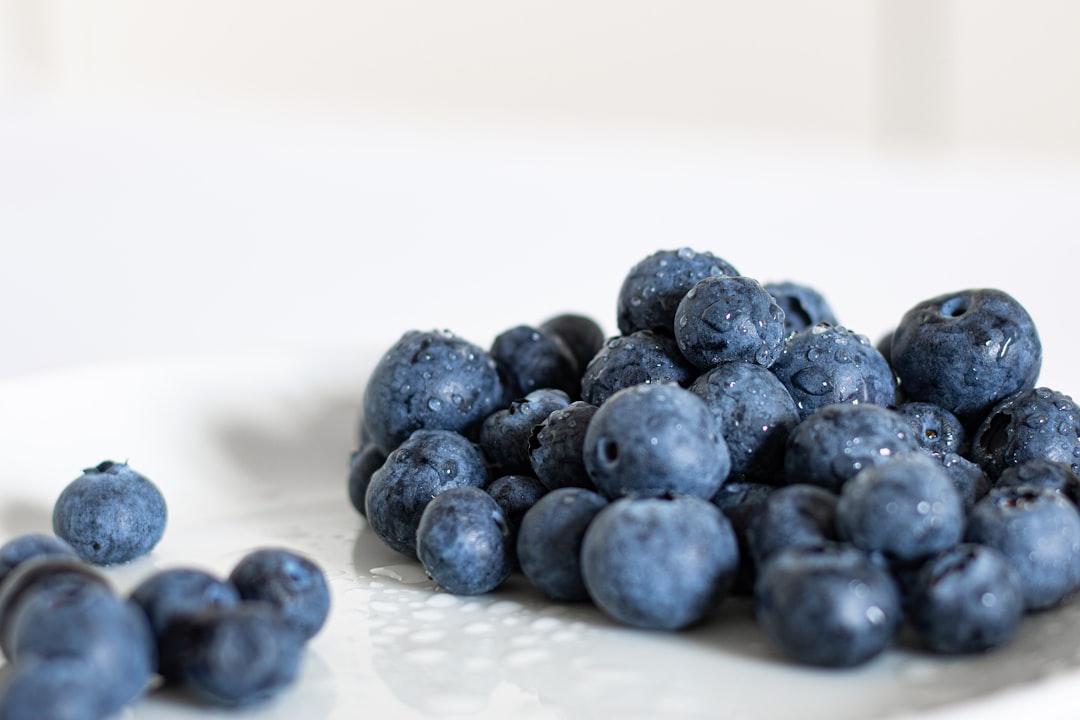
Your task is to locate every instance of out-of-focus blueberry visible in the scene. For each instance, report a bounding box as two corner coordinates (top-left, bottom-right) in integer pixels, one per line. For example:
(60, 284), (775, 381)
(932, 451), (990, 511)
(970, 387), (1080, 481)
(0, 654), (113, 720)
(0, 534), (78, 588)
(996, 459), (1080, 507)
(228, 548), (330, 641)
(347, 444), (386, 518)
(764, 281), (838, 335)
(538, 313), (606, 375)
(517, 487), (608, 602)
(416, 486), (514, 595)
(490, 324), (580, 399)
(711, 480), (776, 595)
(478, 389), (570, 477)
(746, 484), (838, 568)
(580, 330), (696, 407)
(528, 401), (598, 492)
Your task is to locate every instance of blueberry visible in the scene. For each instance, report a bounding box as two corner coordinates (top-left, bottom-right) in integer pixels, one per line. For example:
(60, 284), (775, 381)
(52, 460), (167, 566)
(538, 313), (606, 375)
(346, 443), (386, 518)
(490, 324), (580, 399)
(763, 281), (838, 335)
(970, 387), (1080, 481)
(0, 655), (114, 720)
(784, 403), (921, 493)
(484, 473), (548, 565)
(364, 429), (488, 557)
(746, 484), (838, 568)
(836, 453), (965, 563)
(0, 534), (77, 588)
(478, 388), (571, 477)
(616, 247), (739, 336)
(966, 485), (1080, 611)
(711, 480), (776, 595)
(907, 543), (1024, 655)
(674, 275), (786, 370)
(895, 401), (966, 456)
(754, 543), (901, 667)
(890, 289), (1041, 421)
(583, 382), (730, 500)
(580, 494), (739, 630)
(932, 451), (990, 511)
(580, 330), (697, 407)
(996, 459), (1080, 506)
(161, 603), (304, 707)
(770, 323), (898, 422)
(528, 400), (599, 491)
(228, 548), (330, 641)
(689, 362), (799, 484)
(415, 486), (514, 595)
(129, 567), (241, 680)
(516, 487), (608, 602)
(362, 329), (510, 455)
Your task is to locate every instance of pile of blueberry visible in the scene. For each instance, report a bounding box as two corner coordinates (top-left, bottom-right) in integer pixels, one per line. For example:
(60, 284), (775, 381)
(351, 247), (1080, 668)
(0, 462), (331, 717)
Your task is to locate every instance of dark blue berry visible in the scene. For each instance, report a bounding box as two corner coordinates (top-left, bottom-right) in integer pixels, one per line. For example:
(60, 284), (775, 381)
(710, 480), (776, 595)
(538, 313), (606, 376)
(581, 494), (739, 630)
(996, 459), (1080, 506)
(478, 388), (570, 477)
(490, 324), (580, 399)
(0, 535), (77, 588)
(485, 474), (548, 535)
(580, 330), (696, 407)
(415, 486), (514, 595)
(933, 451), (990, 511)
(746, 484), (838, 568)
(0, 655), (114, 720)
(528, 400), (598, 491)
(347, 444), (386, 518)
(516, 487), (608, 602)
(228, 548), (330, 641)
(763, 281), (838, 335)
(52, 461), (167, 566)
(583, 382), (730, 500)
(970, 387), (1080, 481)
(895, 401), (966, 456)
(890, 289), (1041, 421)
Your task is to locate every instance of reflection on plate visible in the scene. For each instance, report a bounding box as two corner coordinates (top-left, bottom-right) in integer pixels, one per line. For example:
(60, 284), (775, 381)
(1, 353), (1080, 720)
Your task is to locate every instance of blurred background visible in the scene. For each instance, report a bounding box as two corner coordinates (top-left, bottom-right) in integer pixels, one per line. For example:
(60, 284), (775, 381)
(1, 1), (1079, 387)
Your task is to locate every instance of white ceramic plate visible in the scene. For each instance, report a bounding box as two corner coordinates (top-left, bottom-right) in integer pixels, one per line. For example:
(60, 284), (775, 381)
(2, 352), (1080, 720)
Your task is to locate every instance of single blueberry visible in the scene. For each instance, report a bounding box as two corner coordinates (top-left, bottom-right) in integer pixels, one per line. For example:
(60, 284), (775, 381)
(52, 460), (167, 566)
(0, 654), (115, 720)
(674, 275), (786, 371)
(746, 484), (838, 568)
(364, 429), (488, 557)
(580, 330), (697, 407)
(890, 288), (1041, 421)
(0, 534), (78, 588)
(478, 388), (571, 477)
(228, 548), (330, 641)
(490, 324), (581, 399)
(895, 401), (966, 456)
(415, 486), (514, 595)
(484, 473), (548, 565)
(581, 494), (739, 630)
(754, 543), (901, 668)
(616, 247), (739, 336)
(711, 480), (776, 595)
(763, 281), (838, 335)
(784, 403), (921, 493)
(362, 329), (510, 455)
(996, 459), (1080, 507)
(689, 362), (799, 484)
(528, 400), (599, 492)
(770, 323), (898, 422)
(346, 443), (386, 518)
(966, 485), (1080, 611)
(907, 543), (1024, 655)
(583, 382), (730, 500)
(970, 387), (1080, 481)
(836, 453), (965, 563)
(538, 312), (606, 376)
(516, 487), (608, 602)
(932, 451), (990, 511)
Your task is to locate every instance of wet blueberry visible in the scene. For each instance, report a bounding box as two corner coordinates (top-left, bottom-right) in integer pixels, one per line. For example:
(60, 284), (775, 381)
(478, 388), (570, 477)
(516, 487), (609, 602)
(970, 387), (1080, 481)
(746, 484), (838, 568)
(538, 313), (606, 375)
(763, 281), (838, 335)
(996, 459), (1080, 507)
(528, 400), (599, 492)
(580, 330), (697, 407)
(895, 401), (966, 456)
(490, 324), (580, 399)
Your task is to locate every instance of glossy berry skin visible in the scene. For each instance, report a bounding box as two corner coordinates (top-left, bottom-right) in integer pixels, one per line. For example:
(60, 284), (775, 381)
(890, 288), (1041, 421)
(229, 548), (330, 641)
(784, 403), (921, 493)
(362, 329), (510, 456)
(0, 654), (114, 720)
(0, 534), (78, 587)
(907, 543), (1024, 655)
(764, 281), (838, 335)
(970, 387), (1080, 481)
(478, 389), (570, 477)
(674, 275), (787, 371)
(528, 401), (598, 491)
(616, 247), (739, 336)
(966, 485), (1080, 611)
(754, 543), (902, 668)
(580, 494), (739, 630)
(490, 324), (580, 399)
(996, 459), (1080, 507)
(516, 487), (608, 602)
(770, 324), (898, 422)
(365, 429), (488, 557)
(415, 486), (514, 595)
(161, 604), (303, 707)
(347, 444), (386, 518)
(895, 402), (966, 456)
(52, 461), (167, 566)
(689, 362), (799, 484)
(583, 382), (730, 500)
(580, 330), (696, 407)
(836, 453), (965, 563)
(746, 484), (838, 568)
(538, 313), (606, 376)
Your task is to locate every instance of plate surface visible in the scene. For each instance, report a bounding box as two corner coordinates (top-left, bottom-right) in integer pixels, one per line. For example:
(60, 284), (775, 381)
(2, 352), (1080, 720)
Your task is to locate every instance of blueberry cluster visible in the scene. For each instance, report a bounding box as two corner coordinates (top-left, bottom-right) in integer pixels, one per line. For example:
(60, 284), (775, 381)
(354, 246), (1080, 668)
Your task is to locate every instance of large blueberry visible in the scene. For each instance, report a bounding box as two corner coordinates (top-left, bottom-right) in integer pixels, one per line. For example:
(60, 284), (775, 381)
(516, 487), (608, 602)
(0, 655), (115, 720)
(52, 460), (167, 566)
(229, 548), (330, 641)
(970, 387), (1080, 481)
(763, 281), (838, 335)
(528, 400), (599, 491)
(362, 330), (510, 455)
(581, 494), (739, 630)
(890, 289), (1041, 421)
(364, 429), (488, 557)
(478, 388), (570, 477)
(770, 324), (898, 422)
(616, 247), (739, 336)
(689, 362), (799, 484)
(580, 330), (696, 407)
(490, 324), (580, 399)
(583, 382), (730, 500)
